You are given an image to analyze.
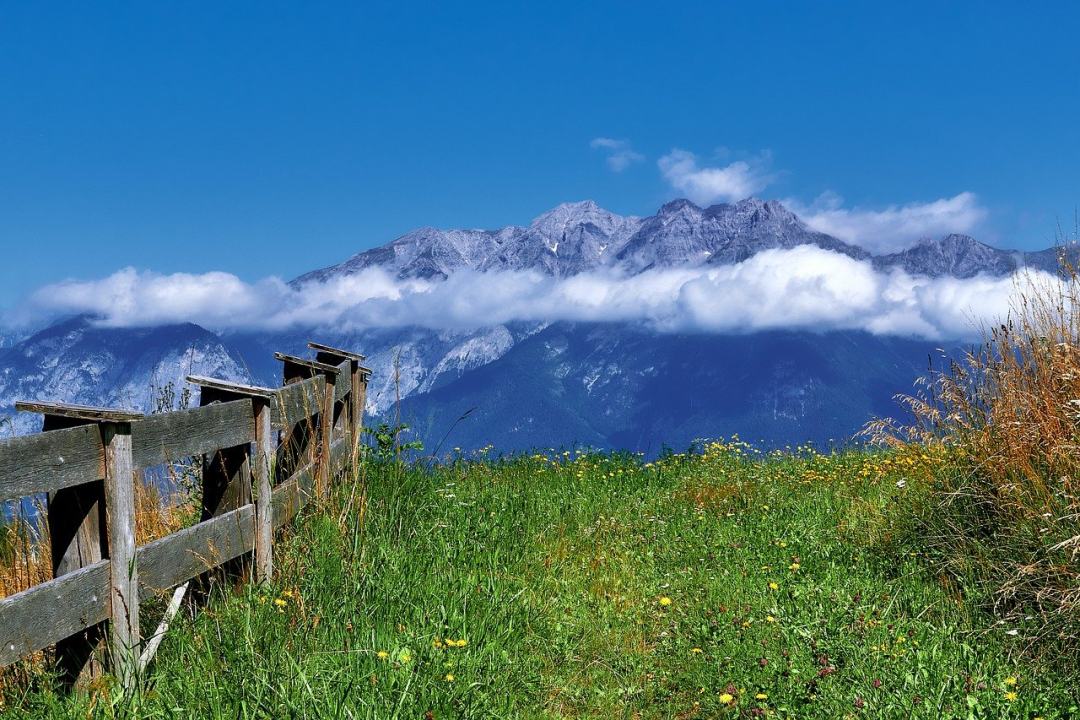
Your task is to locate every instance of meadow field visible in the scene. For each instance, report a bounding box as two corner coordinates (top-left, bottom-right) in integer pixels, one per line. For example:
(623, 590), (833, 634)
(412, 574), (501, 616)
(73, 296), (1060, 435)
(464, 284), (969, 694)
(3, 439), (1077, 718)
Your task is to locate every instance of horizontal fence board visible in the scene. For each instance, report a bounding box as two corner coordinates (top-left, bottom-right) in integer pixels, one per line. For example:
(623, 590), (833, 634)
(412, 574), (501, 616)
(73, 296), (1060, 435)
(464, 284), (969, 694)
(270, 375), (324, 431)
(271, 376), (325, 429)
(0, 560), (109, 666)
(271, 461), (316, 529)
(132, 400), (255, 470)
(0, 425), (104, 501)
(0, 506), (259, 667)
(138, 505), (256, 597)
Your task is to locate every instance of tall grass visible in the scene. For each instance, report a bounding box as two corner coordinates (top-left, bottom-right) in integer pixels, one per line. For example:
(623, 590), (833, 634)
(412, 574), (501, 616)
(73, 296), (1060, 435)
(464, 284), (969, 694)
(866, 253), (1080, 655)
(6, 445), (1077, 717)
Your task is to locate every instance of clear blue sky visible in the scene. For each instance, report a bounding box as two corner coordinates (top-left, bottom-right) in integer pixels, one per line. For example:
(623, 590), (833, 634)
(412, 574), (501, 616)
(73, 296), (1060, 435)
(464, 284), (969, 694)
(2, 1), (1078, 305)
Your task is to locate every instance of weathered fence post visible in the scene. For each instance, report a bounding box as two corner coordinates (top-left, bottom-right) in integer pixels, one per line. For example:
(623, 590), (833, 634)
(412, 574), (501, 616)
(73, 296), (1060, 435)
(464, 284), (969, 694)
(102, 421), (138, 690)
(275, 353), (339, 499)
(15, 402), (143, 689)
(307, 342), (371, 451)
(187, 377), (277, 583)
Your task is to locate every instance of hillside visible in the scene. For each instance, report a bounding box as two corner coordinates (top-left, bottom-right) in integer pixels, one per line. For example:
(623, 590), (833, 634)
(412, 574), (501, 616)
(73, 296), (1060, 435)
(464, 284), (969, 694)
(6, 446), (1076, 717)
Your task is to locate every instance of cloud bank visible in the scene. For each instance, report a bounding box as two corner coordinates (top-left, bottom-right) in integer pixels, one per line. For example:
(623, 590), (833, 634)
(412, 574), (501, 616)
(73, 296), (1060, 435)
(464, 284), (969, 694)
(790, 191), (988, 254)
(11, 247), (1044, 341)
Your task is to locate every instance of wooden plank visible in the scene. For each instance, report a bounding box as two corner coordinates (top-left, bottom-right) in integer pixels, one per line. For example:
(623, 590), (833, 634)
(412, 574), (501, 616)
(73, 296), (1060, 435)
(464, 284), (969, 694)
(329, 435), (349, 474)
(47, 474), (107, 685)
(270, 461), (316, 530)
(15, 402), (143, 423)
(252, 400), (274, 583)
(317, 370), (336, 497)
(308, 341), (366, 362)
(0, 505), (257, 668)
(137, 505), (256, 596)
(273, 352), (338, 374)
(353, 372), (368, 436)
(102, 425), (138, 689)
(131, 400), (254, 470)
(0, 560), (109, 667)
(185, 376), (275, 398)
(334, 360), (351, 402)
(271, 376), (325, 429)
(0, 425), (104, 501)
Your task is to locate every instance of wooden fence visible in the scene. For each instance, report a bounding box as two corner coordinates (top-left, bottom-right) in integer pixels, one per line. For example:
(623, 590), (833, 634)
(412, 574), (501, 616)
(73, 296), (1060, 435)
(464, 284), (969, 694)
(0, 341), (370, 689)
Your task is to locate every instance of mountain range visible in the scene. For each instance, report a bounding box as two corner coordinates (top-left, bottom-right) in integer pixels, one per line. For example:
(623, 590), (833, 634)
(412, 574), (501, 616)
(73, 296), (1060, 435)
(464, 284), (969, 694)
(296, 197), (1071, 282)
(1, 197), (1071, 452)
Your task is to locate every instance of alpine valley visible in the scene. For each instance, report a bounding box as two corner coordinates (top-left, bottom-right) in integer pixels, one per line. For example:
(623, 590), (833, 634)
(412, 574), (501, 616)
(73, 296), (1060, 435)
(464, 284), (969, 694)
(1, 198), (1070, 451)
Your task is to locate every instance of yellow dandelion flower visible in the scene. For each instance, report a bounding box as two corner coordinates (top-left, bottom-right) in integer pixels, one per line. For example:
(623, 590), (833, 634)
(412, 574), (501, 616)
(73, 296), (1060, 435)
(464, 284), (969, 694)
(445, 673), (455, 682)
(274, 598), (287, 608)
(768, 582), (779, 591)
(1004, 676), (1018, 686)
(691, 647), (703, 654)
(789, 562), (800, 571)
(659, 596), (673, 606)
(766, 615), (776, 623)
(719, 692), (735, 705)
(1004, 691), (1018, 702)
(376, 651), (389, 660)
(755, 692), (768, 700)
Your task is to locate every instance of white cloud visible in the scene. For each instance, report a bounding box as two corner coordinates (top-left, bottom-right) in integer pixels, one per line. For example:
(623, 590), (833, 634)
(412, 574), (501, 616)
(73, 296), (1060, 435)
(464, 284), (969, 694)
(11, 248), (1050, 342)
(790, 191), (988, 253)
(590, 137), (644, 172)
(658, 149), (773, 205)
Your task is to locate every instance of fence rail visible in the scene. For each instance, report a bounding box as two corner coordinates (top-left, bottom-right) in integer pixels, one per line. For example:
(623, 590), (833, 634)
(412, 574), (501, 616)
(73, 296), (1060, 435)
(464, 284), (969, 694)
(0, 341), (371, 688)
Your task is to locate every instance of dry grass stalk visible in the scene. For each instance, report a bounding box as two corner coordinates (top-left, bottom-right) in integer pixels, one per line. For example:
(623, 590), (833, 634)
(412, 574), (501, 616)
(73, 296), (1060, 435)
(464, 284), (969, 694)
(866, 250), (1080, 652)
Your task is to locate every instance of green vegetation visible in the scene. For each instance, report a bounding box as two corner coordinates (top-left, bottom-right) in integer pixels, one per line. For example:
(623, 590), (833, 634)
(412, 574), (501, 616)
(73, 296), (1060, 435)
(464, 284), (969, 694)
(5, 441), (1077, 718)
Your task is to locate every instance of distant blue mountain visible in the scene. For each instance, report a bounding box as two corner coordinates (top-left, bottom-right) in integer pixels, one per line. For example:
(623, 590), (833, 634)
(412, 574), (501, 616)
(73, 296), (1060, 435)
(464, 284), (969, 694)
(389, 323), (943, 455)
(1, 197), (1069, 449)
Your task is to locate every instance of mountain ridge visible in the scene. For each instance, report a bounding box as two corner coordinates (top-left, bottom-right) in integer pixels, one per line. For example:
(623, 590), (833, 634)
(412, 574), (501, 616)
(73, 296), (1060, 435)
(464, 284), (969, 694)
(292, 196), (1076, 285)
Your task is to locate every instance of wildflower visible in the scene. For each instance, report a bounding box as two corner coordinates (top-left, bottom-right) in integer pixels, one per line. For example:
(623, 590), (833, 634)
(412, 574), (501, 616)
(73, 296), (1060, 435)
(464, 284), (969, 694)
(377, 651), (389, 660)
(719, 692), (735, 705)
(755, 693), (768, 700)
(768, 582), (779, 591)
(445, 673), (455, 682)
(691, 647), (703, 654)
(1004, 691), (1017, 702)
(1003, 676), (1018, 687)
(274, 597), (287, 607)
(766, 615), (776, 623)
(789, 562), (800, 571)
(400, 650), (412, 664)
(659, 596), (673, 606)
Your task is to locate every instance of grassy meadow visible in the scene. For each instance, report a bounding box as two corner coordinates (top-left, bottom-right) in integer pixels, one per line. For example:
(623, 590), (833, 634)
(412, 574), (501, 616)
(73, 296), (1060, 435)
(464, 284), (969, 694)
(4, 440), (1077, 718)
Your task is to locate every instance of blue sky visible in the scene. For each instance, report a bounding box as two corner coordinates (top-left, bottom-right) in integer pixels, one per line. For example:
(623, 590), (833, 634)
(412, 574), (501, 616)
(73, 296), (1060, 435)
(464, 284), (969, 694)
(2, 1), (1078, 306)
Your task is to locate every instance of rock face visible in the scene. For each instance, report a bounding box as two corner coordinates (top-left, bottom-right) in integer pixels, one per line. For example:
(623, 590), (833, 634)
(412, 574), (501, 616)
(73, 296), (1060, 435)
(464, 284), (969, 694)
(0, 316), (252, 434)
(2, 196), (1072, 450)
(293, 196), (1066, 284)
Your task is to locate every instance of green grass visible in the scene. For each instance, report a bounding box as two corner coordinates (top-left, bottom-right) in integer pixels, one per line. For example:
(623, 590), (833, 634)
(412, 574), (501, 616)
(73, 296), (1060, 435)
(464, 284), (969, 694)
(5, 442), (1078, 718)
